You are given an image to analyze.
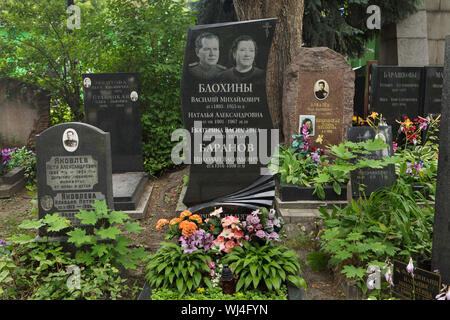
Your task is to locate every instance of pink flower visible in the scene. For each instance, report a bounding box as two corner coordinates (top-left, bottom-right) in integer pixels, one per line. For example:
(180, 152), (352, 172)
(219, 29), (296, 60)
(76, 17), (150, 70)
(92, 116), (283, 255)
(225, 240), (236, 250)
(210, 207), (223, 217)
(233, 229), (244, 240)
(207, 261), (215, 269)
(221, 216), (240, 227)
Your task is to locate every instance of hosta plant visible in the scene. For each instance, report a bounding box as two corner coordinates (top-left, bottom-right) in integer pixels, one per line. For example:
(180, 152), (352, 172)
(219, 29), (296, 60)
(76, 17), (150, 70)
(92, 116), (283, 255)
(145, 242), (215, 296)
(222, 240), (306, 292)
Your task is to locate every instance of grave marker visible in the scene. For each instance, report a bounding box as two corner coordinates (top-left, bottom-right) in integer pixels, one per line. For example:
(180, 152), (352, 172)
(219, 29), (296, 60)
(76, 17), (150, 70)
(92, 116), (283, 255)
(282, 47), (354, 148)
(36, 122), (113, 236)
(346, 126), (395, 198)
(423, 66), (444, 116)
(180, 19), (278, 214)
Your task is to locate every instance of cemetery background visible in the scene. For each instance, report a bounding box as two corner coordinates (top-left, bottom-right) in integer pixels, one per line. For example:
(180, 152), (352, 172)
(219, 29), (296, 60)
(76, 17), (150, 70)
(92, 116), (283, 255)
(0, 0), (448, 301)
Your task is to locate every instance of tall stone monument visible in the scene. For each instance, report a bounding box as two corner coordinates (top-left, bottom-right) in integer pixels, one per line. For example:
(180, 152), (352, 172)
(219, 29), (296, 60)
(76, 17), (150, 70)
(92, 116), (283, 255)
(35, 122), (113, 237)
(82, 73), (149, 214)
(180, 19), (278, 215)
(282, 47), (354, 147)
(432, 35), (450, 284)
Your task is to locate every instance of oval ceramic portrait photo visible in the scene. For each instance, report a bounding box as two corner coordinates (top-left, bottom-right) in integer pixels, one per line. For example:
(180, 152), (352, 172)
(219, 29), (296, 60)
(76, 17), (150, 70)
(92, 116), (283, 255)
(62, 128), (79, 152)
(130, 91), (139, 102)
(314, 79), (329, 101)
(83, 77), (91, 88)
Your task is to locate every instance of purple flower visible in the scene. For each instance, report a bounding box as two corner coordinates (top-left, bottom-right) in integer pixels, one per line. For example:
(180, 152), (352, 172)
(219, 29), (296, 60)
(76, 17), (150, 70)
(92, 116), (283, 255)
(406, 258), (414, 277)
(246, 215), (260, 225)
(273, 219), (281, 228)
(247, 225), (254, 233)
(255, 223), (263, 230)
(255, 230), (267, 239)
(0, 238), (5, 246)
(268, 232), (279, 241)
(265, 220), (274, 229)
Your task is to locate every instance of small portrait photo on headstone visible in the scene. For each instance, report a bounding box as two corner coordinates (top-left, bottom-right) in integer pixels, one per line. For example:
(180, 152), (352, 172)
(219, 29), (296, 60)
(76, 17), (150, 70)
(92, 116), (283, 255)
(188, 32), (225, 81)
(130, 91), (138, 102)
(62, 128), (79, 152)
(314, 79), (329, 100)
(299, 115), (315, 136)
(40, 195), (53, 211)
(374, 131), (390, 157)
(83, 77), (92, 88)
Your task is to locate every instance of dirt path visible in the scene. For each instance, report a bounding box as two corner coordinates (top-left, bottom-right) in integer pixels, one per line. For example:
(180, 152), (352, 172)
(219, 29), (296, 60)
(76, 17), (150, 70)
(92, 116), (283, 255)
(0, 166), (346, 300)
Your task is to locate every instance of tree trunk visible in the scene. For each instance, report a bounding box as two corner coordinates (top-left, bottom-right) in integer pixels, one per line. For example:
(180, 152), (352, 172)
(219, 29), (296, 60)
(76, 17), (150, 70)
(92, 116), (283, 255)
(233, 0), (304, 142)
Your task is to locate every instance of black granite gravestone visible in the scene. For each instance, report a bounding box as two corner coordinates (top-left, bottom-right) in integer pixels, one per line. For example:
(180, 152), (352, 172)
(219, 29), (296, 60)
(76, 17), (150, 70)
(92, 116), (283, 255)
(82, 72), (143, 173)
(423, 66), (444, 116)
(82, 73), (148, 212)
(35, 122), (113, 236)
(369, 65), (423, 135)
(346, 126), (396, 198)
(180, 19), (277, 213)
(353, 66), (366, 119)
(432, 36), (450, 285)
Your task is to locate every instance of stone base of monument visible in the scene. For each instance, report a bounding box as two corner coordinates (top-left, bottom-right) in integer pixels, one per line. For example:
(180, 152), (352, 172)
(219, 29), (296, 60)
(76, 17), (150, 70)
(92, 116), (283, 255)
(112, 172), (152, 219)
(0, 167), (26, 199)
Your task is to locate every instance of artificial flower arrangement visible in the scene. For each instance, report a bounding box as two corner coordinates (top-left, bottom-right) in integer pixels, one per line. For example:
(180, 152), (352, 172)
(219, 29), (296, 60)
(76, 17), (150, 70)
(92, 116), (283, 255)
(156, 207), (283, 255)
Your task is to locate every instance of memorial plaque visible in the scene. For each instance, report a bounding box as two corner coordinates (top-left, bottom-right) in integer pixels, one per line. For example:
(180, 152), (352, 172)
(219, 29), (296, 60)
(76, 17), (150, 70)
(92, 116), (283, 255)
(180, 19), (277, 209)
(393, 260), (442, 300)
(346, 126), (395, 198)
(423, 66), (444, 116)
(82, 73), (143, 173)
(36, 122), (113, 236)
(369, 65), (423, 135)
(282, 47), (354, 147)
(432, 36), (450, 285)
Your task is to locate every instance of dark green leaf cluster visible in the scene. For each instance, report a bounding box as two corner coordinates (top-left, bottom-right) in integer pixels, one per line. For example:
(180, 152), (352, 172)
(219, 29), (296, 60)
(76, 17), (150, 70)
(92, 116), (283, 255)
(222, 240), (306, 292)
(145, 242), (215, 297)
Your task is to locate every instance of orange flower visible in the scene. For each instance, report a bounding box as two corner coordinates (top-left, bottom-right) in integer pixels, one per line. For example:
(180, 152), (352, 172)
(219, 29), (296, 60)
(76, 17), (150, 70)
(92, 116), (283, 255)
(179, 210), (192, 220)
(189, 214), (202, 224)
(169, 217), (181, 226)
(403, 118), (413, 128)
(369, 112), (379, 119)
(156, 219), (169, 230)
(179, 220), (197, 237)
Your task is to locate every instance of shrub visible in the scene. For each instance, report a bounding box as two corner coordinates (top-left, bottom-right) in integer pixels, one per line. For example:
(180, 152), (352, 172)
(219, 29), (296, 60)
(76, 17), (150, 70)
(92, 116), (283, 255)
(222, 240), (306, 292)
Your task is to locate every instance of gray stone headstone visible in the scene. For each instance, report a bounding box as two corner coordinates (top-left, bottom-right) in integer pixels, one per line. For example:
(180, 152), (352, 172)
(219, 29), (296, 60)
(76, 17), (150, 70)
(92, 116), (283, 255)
(432, 36), (450, 284)
(35, 122), (113, 237)
(82, 73), (143, 173)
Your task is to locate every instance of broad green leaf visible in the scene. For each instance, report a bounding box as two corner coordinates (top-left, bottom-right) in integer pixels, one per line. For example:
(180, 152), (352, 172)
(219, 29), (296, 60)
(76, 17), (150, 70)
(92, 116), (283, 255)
(96, 226), (121, 240)
(67, 229), (93, 247)
(108, 210), (130, 224)
(75, 210), (98, 225)
(91, 200), (108, 218)
(125, 221), (144, 233)
(8, 234), (35, 244)
(341, 265), (366, 279)
(18, 219), (44, 230)
(43, 213), (71, 231)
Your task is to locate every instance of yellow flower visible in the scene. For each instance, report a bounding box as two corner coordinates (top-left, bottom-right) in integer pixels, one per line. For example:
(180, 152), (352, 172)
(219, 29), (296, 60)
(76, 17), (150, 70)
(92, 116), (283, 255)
(237, 292), (243, 297)
(369, 112), (379, 119)
(197, 287), (205, 293)
(403, 118), (413, 128)
(315, 134), (324, 144)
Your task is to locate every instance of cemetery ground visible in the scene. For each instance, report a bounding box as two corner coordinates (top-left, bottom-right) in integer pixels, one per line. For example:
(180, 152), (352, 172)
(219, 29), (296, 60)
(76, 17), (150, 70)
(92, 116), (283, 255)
(0, 165), (345, 300)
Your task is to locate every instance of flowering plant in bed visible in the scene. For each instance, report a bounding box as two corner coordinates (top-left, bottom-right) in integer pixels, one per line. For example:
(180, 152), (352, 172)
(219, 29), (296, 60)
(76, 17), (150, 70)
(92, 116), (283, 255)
(151, 207), (304, 298)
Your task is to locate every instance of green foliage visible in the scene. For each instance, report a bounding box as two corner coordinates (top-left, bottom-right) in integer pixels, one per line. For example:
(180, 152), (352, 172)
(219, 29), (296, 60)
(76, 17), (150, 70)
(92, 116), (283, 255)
(82, 0), (196, 177)
(8, 147), (36, 186)
(0, 0), (196, 177)
(190, 0), (420, 58)
(311, 182), (434, 290)
(145, 242), (214, 297)
(222, 240), (306, 292)
(274, 137), (399, 200)
(0, 200), (145, 299)
(151, 285), (288, 300)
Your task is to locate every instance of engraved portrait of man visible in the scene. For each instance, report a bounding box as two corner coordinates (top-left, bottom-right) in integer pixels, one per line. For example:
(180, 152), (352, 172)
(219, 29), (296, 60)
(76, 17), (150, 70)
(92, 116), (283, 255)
(189, 32), (226, 80)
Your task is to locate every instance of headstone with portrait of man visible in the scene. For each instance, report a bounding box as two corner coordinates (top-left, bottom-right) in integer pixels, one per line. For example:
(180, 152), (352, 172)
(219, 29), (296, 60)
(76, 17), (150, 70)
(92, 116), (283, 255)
(179, 19), (278, 216)
(35, 122), (113, 237)
(282, 47), (355, 148)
